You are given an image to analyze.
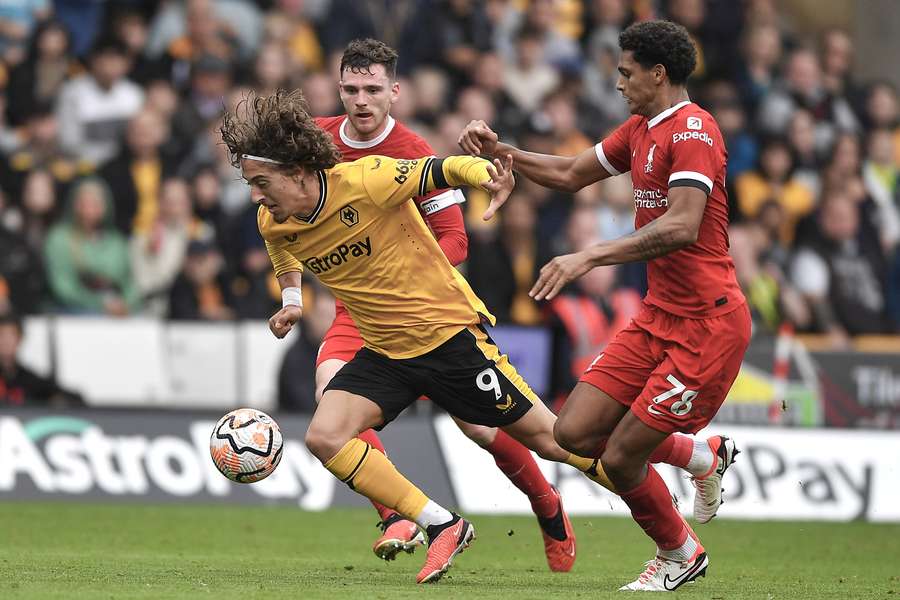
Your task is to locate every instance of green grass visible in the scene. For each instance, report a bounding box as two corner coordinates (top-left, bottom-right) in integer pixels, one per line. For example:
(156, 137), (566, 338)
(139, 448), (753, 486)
(1, 502), (897, 599)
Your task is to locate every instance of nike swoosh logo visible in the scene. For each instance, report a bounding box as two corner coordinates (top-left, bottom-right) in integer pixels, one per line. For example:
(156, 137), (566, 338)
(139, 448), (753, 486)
(663, 555), (706, 591)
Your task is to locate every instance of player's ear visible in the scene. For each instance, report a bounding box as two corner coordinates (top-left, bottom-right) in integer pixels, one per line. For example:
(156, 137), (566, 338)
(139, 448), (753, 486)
(389, 77), (400, 103)
(653, 63), (666, 84)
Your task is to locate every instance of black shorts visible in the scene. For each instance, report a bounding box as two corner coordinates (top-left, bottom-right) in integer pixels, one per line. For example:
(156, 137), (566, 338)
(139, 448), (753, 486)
(324, 324), (539, 428)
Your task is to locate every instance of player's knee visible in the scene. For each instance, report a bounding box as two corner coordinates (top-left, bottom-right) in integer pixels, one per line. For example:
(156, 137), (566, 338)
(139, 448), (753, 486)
(459, 422), (497, 447)
(305, 424), (350, 464)
(600, 445), (641, 487)
(553, 418), (593, 456)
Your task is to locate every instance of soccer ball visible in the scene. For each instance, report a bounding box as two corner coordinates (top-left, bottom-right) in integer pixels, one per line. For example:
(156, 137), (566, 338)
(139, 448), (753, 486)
(210, 408), (284, 483)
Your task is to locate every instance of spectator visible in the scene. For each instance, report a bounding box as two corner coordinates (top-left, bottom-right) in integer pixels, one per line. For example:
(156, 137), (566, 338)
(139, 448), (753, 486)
(862, 128), (900, 253)
(430, 0), (494, 87)
(100, 109), (178, 235)
(252, 42), (294, 97)
(0, 104), (90, 202)
(0, 311), (83, 407)
(820, 28), (856, 100)
(735, 137), (815, 243)
(300, 71), (341, 117)
(130, 177), (197, 317)
(108, 7), (159, 84)
(44, 177), (140, 315)
(786, 109), (822, 194)
(467, 192), (544, 324)
(169, 53), (232, 158)
(56, 37), (144, 167)
(149, 0), (244, 90)
(863, 81), (900, 166)
(791, 190), (893, 343)
(16, 168), (57, 250)
(582, 25), (629, 128)
(734, 23), (781, 115)
(757, 47), (859, 153)
(262, 0), (325, 74)
(503, 23), (559, 113)
(540, 89), (592, 157)
(495, 0), (581, 67)
(5, 19), (74, 127)
(228, 204), (279, 319)
(729, 205), (810, 333)
(0, 214), (46, 315)
(168, 236), (234, 321)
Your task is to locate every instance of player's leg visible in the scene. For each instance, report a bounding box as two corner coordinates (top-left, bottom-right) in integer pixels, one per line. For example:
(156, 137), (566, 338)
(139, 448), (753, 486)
(451, 416), (574, 572)
(320, 346), (475, 584)
(316, 338), (420, 557)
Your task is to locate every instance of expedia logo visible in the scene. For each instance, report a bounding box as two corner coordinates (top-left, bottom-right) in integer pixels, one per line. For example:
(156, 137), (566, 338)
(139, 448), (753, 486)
(302, 236), (372, 274)
(672, 130), (714, 146)
(340, 206), (359, 227)
(393, 159), (419, 185)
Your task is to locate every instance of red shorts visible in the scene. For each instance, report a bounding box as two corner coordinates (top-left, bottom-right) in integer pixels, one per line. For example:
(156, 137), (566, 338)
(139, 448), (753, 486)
(580, 301), (751, 434)
(315, 305), (364, 368)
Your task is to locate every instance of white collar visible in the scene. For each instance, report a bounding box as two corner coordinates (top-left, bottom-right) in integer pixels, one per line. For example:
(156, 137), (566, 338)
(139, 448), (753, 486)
(647, 100), (692, 129)
(339, 115), (396, 149)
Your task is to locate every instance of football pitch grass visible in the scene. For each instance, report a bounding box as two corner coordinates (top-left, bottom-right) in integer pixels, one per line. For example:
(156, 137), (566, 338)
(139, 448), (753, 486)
(1, 502), (897, 599)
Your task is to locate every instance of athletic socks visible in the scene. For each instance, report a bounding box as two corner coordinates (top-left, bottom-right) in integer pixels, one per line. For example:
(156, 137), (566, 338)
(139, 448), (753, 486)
(658, 529), (701, 562)
(356, 429), (397, 522)
(564, 453), (616, 491)
(324, 438), (436, 522)
(618, 465), (688, 552)
(485, 429), (558, 518)
(649, 434), (716, 477)
(415, 500), (454, 531)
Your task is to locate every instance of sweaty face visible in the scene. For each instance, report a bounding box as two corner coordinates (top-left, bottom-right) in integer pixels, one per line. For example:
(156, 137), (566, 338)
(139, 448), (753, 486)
(339, 63), (399, 140)
(241, 159), (308, 224)
(616, 51), (660, 117)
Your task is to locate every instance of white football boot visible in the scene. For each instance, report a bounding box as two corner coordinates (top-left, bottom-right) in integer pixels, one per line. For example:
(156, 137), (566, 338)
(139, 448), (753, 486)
(619, 550), (709, 592)
(692, 436), (739, 524)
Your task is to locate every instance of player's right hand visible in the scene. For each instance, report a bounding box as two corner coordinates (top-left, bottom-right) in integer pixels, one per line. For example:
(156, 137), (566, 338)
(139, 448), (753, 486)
(458, 120), (498, 156)
(268, 306), (302, 339)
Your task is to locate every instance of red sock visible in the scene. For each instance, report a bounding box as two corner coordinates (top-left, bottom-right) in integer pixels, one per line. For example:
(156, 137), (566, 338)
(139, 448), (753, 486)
(648, 434), (693, 469)
(594, 435), (693, 468)
(357, 429), (396, 522)
(486, 430), (558, 518)
(618, 465), (688, 551)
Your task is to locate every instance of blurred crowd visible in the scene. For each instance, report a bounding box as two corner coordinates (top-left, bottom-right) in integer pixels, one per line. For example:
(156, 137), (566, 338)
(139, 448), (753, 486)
(0, 0), (899, 404)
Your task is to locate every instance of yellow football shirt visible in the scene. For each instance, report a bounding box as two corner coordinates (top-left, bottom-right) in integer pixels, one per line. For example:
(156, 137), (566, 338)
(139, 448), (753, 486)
(260, 155), (497, 359)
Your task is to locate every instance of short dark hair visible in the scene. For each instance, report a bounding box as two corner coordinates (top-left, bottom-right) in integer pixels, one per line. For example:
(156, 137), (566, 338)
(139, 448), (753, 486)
(339, 38), (399, 79)
(220, 89), (341, 172)
(619, 20), (697, 85)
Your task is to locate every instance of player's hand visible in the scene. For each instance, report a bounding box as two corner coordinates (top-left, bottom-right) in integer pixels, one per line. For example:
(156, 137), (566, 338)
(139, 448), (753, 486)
(268, 306), (302, 339)
(481, 154), (514, 221)
(530, 251), (594, 301)
(458, 120), (499, 156)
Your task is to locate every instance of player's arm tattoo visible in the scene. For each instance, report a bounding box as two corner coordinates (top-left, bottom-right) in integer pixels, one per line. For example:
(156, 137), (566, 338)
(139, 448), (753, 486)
(623, 218), (690, 260)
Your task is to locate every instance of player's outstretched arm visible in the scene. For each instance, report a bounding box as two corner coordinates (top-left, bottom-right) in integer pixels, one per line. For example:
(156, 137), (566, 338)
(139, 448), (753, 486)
(529, 186), (708, 301)
(458, 119), (610, 193)
(269, 271), (303, 339)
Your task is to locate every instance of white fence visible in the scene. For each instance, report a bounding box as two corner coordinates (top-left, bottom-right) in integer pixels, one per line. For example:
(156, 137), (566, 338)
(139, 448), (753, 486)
(18, 316), (292, 411)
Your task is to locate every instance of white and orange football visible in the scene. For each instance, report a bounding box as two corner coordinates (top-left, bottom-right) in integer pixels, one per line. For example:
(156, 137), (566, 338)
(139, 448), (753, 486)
(210, 408), (284, 483)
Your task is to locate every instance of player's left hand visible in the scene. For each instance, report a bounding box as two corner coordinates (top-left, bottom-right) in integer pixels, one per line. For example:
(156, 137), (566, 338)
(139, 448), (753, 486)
(530, 251), (594, 301)
(481, 154), (514, 221)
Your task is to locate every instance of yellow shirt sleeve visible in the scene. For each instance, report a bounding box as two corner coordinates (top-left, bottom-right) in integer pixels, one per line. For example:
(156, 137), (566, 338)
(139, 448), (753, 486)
(264, 238), (303, 278)
(361, 155), (493, 210)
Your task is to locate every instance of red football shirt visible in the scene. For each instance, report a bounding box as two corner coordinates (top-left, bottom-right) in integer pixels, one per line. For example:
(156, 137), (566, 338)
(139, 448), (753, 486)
(314, 115), (467, 316)
(594, 101), (744, 318)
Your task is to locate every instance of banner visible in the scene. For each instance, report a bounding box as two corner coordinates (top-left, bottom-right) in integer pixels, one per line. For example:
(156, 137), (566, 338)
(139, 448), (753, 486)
(4, 409), (899, 522)
(435, 417), (900, 522)
(0, 409), (454, 508)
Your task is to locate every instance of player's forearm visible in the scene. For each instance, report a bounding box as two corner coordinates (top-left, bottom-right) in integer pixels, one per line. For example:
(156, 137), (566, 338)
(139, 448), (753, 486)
(586, 218), (697, 266)
(492, 142), (581, 192)
(277, 271), (302, 290)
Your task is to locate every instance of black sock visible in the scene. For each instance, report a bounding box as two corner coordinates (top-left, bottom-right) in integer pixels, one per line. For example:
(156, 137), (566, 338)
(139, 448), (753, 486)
(536, 507), (567, 541)
(425, 513), (460, 544)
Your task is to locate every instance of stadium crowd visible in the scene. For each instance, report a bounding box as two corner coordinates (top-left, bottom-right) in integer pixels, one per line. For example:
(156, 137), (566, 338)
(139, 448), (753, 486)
(0, 0), (899, 405)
